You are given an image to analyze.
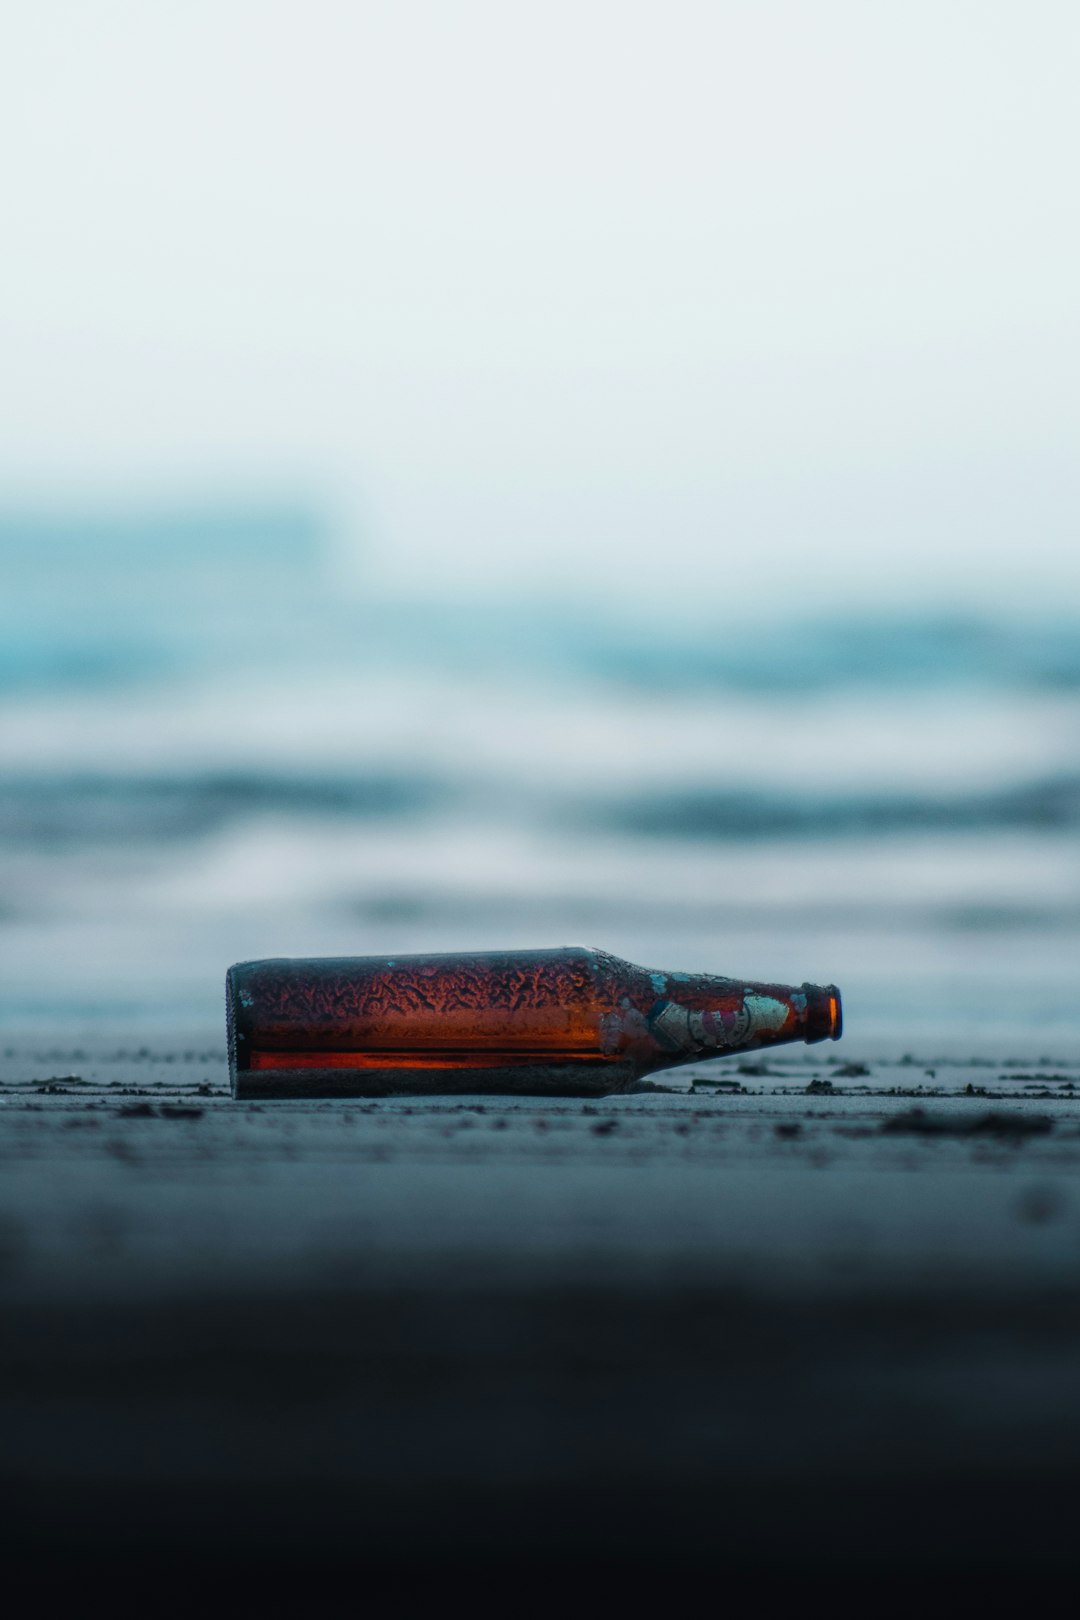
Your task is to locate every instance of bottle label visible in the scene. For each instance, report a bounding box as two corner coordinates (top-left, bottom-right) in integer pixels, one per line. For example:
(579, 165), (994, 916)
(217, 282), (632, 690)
(648, 993), (790, 1054)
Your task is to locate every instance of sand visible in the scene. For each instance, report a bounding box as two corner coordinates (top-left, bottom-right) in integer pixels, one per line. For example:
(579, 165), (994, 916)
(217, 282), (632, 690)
(3, 1039), (1080, 1584)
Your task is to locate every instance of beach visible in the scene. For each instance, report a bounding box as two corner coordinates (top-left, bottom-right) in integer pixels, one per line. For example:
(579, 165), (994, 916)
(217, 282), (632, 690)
(5, 1038), (1080, 1584)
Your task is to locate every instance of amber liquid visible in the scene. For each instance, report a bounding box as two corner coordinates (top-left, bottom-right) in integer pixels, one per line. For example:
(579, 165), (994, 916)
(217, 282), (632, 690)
(227, 947), (841, 1099)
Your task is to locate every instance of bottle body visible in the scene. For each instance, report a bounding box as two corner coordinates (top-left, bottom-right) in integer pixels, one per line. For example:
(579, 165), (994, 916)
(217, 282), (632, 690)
(227, 947), (841, 1099)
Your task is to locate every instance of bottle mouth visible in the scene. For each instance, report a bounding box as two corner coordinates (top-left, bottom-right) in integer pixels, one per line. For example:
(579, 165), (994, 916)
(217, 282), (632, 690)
(804, 982), (843, 1043)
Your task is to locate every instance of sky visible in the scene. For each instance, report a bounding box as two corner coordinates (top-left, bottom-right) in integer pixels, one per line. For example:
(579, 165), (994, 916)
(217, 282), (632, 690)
(1, 1), (1077, 614)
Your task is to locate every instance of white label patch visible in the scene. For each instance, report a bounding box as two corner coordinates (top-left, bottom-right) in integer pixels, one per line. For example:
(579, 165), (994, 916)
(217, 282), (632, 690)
(742, 994), (790, 1035)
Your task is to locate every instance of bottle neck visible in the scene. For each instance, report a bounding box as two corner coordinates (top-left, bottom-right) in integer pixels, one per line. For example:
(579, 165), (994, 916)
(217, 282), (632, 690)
(642, 975), (841, 1060)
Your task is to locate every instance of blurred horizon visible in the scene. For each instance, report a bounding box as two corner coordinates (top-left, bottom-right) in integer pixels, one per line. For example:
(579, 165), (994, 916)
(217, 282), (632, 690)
(3, 494), (1080, 693)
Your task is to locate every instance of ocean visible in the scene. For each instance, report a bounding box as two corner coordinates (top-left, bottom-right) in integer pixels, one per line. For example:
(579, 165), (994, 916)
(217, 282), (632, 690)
(2, 508), (1078, 1058)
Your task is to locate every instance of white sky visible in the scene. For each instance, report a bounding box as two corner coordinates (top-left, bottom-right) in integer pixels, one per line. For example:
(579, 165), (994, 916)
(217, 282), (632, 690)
(1, 1), (1077, 612)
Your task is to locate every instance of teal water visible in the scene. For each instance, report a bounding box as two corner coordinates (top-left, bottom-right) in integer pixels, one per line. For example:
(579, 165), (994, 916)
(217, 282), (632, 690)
(1, 508), (1077, 1053)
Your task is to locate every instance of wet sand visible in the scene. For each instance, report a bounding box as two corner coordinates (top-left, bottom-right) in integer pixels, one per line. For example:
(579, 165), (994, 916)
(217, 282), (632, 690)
(3, 1041), (1080, 1585)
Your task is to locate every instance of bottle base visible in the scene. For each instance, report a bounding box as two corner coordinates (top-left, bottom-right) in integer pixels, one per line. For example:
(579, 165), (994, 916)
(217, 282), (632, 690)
(231, 1059), (643, 1100)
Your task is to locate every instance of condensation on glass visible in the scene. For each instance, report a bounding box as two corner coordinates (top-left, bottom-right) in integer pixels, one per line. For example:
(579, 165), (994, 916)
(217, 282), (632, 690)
(226, 947), (841, 1099)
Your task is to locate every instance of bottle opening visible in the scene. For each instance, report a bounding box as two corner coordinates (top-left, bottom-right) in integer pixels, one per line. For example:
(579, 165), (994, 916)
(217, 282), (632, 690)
(801, 981), (843, 1043)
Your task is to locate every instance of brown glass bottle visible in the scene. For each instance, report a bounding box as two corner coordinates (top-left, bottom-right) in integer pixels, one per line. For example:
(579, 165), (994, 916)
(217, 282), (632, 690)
(227, 947), (841, 1099)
